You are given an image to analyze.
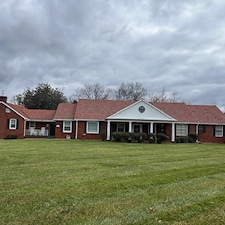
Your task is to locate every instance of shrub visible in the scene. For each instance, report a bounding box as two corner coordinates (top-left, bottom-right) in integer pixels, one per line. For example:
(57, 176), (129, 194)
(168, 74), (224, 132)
(6, 135), (18, 139)
(148, 133), (156, 143)
(175, 134), (199, 144)
(123, 133), (133, 143)
(188, 133), (198, 143)
(111, 132), (123, 142)
(133, 133), (147, 143)
(156, 133), (169, 144)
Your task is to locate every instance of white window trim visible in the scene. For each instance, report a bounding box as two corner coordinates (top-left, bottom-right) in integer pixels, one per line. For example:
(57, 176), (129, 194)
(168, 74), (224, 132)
(63, 121), (72, 133)
(117, 123), (125, 132)
(215, 125), (223, 137)
(86, 121), (99, 134)
(176, 124), (188, 136)
(9, 119), (17, 130)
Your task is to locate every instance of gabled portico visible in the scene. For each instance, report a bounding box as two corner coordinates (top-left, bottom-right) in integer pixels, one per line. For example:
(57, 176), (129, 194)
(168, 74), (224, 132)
(106, 100), (177, 141)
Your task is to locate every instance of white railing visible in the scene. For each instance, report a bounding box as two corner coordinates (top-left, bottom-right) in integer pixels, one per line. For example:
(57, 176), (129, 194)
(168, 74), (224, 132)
(25, 129), (49, 136)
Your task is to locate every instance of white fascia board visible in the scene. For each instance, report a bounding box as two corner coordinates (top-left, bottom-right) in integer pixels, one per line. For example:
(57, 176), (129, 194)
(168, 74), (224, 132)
(54, 119), (75, 121)
(177, 122), (225, 125)
(0, 101), (28, 120)
(107, 99), (176, 121)
(106, 119), (177, 123)
(27, 119), (55, 122)
(75, 119), (105, 121)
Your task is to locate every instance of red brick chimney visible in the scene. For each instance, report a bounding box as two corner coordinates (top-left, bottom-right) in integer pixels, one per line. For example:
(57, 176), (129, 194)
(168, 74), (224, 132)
(0, 96), (7, 103)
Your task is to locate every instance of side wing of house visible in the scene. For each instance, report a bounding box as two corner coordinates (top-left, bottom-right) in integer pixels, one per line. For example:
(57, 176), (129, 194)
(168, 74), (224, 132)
(0, 98), (27, 139)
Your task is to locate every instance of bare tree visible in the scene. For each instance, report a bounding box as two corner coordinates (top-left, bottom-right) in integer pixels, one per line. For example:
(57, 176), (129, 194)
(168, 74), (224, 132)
(71, 83), (112, 101)
(149, 88), (180, 102)
(115, 82), (147, 101)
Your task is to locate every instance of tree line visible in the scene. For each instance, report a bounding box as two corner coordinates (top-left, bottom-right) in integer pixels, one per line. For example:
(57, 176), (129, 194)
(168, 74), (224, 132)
(12, 82), (181, 110)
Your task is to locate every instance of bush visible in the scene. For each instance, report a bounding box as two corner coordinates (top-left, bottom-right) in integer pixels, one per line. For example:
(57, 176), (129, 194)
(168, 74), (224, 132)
(6, 135), (18, 139)
(188, 133), (198, 143)
(133, 133), (147, 143)
(156, 133), (169, 144)
(111, 132), (148, 143)
(148, 133), (156, 143)
(175, 133), (199, 144)
(111, 132), (124, 142)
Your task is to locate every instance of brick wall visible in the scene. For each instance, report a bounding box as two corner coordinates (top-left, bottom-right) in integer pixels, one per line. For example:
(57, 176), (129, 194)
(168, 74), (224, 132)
(0, 104), (25, 139)
(77, 121), (106, 140)
(198, 125), (225, 143)
(55, 121), (76, 139)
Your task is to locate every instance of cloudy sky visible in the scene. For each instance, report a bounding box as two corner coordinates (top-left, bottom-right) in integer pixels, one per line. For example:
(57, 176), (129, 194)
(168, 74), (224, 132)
(1, 0), (225, 109)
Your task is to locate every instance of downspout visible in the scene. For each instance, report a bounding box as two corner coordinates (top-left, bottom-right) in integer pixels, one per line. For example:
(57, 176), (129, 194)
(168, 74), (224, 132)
(75, 120), (78, 140)
(24, 120), (26, 138)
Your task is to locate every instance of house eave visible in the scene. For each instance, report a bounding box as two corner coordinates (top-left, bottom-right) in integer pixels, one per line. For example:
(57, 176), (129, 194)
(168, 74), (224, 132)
(0, 101), (28, 120)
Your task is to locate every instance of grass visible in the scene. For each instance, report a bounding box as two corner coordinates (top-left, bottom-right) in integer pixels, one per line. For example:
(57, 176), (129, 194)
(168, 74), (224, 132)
(0, 140), (225, 225)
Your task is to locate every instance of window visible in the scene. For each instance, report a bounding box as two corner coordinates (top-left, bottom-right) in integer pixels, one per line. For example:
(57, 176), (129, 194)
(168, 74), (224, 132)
(87, 122), (99, 134)
(5, 108), (10, 113)
(139, 106), (145, 113)
(215, 125), (223, 137)
(63, 121), (72, 133)
(29, 121), (35, 128)
(198, 125), (205, 134)
(117, 123), (125, 132)
(176, 124), (188, 136)
(9, 119), (17, 130)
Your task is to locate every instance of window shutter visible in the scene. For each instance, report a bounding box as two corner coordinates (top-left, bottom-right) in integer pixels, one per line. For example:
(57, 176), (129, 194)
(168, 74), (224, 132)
(72, 122), (74, 133)
(7, 119), (9, 129)
(16, 119), (19, 129)
(61, 122), (63, 133)
(223, 126), (225, 137)
(99, 122), (101, 134)
(188, 125), (190, 135)
(213, 126), (215, 137)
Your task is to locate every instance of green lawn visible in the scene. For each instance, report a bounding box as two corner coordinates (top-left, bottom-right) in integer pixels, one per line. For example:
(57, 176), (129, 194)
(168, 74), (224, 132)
(1, 140), (225, 225)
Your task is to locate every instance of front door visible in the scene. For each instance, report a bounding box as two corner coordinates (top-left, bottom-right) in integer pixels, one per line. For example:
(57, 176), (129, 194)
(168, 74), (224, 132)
(133, 124), (142, 133)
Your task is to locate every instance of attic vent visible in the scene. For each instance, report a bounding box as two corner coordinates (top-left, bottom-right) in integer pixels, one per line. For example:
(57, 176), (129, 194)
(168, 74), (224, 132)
(5, 108), (10, 113)
(139, 106), (145, 113)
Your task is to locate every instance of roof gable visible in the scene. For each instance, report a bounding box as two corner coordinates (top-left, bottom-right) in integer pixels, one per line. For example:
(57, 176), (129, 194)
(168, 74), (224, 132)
(107, 100), (176, 121)
(54, 103), (77, 120)
(1, 102), (29, 119)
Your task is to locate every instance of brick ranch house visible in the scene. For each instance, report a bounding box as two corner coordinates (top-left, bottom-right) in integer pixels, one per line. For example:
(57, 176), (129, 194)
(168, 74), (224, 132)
(1, 96), (225, 143)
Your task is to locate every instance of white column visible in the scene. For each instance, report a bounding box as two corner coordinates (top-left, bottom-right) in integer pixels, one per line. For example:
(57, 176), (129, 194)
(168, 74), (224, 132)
(150, 122), (154, 134)
(196, 124), (199, 135)
(171, 123), (175, 142)
(106, 120), (111, 140)
(75, 120), (78, 139)
(129, 121), (132, 133)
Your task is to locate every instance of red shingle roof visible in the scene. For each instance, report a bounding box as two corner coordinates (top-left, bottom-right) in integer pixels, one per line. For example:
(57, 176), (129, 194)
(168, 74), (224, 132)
(54, 103), (77, 120)
(8, 103), (56, 120)
(7, 103), (30, 118)
(74, 99), (134, 120)
(151, 102), (197, 123)
(188, 105), (225, 124)
(5, 99), (225, 125)
(26, 109), (56, 121)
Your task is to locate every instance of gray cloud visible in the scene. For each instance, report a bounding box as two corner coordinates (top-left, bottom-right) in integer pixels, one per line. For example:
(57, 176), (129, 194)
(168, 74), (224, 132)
(1, 0), (225, 110)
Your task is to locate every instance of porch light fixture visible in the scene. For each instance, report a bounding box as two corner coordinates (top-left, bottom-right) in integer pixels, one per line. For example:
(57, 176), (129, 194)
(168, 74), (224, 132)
(139, 106), (145, 113)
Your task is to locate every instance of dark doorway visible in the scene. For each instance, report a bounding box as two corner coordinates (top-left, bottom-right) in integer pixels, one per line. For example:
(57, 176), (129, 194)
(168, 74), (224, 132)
(49, 123), (55, 136)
